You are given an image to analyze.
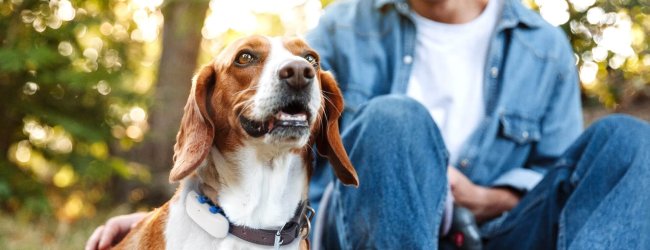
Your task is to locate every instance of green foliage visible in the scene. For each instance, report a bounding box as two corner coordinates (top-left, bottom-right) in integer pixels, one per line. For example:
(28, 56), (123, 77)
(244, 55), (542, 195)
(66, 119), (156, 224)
(1, 0), (647, 224)
(0, 0), (151, 221)
(575, 1), (649, 108)
(530, 0), (650, 108)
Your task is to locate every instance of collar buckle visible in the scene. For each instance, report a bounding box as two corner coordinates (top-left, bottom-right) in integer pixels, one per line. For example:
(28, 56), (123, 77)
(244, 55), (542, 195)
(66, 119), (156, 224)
(274, 223), (286, 250)
(301, 205), (316, 239)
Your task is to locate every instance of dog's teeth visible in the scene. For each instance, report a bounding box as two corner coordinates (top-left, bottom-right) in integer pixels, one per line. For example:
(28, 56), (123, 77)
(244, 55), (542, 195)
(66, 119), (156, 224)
(277, 112), (307, 121)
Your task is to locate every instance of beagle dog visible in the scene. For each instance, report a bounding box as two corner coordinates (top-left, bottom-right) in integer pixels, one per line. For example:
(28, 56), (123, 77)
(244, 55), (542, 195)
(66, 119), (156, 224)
(113, 35), (358, 250)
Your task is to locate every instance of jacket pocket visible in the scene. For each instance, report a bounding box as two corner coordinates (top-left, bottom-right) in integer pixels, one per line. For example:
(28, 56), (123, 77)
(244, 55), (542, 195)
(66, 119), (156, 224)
(479, 113), (541, 183)
(499, 113), (541, 144)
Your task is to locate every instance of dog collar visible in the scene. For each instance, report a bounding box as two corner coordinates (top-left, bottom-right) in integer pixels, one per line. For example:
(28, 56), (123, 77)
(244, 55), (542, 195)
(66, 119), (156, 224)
(185, 190), (314, 248)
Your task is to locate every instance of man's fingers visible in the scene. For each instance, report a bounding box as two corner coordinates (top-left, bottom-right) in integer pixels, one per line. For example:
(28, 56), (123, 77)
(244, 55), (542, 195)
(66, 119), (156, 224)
(85, 225), (104, 250)
(98, 220), (121, 250)
(128, 212), (148, 229)
(447, 167), (460, 187)
(86, 212), (147, 250)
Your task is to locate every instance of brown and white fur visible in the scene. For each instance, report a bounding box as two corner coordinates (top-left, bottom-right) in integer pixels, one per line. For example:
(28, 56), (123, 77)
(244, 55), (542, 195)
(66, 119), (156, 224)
(114, 36), (359, 250)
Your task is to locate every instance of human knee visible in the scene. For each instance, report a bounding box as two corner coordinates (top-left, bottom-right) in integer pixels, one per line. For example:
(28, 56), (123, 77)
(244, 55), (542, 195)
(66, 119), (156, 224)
(586, 114), (650, 170)
(357, 95), (433, 129)
(348, 95), (447, 163)
(589, 114), (650, 142)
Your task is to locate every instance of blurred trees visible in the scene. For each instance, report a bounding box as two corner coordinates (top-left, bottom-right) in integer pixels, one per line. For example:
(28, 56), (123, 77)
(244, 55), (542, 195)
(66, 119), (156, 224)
(530, 0), (650, 108)
(0, 0), (156, 221)
(0, 0), (648, 224)
(570, 0), (650, 109)
(147, 0), (208, 187)
(124, 0), (209, 201)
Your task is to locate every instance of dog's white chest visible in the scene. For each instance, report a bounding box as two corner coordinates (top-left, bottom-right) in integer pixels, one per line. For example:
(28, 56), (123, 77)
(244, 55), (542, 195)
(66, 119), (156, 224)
(164, 149), (306, 250)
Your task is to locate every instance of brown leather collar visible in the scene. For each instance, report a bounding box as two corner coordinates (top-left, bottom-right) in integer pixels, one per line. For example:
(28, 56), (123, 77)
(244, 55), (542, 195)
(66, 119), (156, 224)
(195, 185), (314, 247)
(229, 201), (313, 247)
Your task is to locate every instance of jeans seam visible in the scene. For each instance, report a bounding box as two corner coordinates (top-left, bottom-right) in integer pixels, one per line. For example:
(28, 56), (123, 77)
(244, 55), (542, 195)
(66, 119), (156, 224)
(335, 182), (352, 250)
(426, 115), (450, 166)
(553, 160), (568, 250)
(482, 193), (546, 239)
(435, 183), (449, 240)
(558, 201), (567, 250)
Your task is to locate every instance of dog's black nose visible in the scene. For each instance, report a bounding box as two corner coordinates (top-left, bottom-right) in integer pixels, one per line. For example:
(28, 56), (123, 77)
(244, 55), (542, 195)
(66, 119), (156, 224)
(279, 60), (315, 90)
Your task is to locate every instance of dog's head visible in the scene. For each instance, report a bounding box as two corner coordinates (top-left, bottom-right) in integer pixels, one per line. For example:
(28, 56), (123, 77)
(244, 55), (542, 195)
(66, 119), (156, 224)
(168, 35), (358, 187)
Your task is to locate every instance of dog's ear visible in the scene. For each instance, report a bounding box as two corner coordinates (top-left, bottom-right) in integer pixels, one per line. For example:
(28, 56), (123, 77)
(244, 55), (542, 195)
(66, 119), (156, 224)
(315, 71), (359, 187)
(169, 65), (216, 183)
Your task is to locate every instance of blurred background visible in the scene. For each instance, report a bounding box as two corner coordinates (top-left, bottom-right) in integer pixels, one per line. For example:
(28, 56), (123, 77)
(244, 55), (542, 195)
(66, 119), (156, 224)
(0, 0), (648, 248)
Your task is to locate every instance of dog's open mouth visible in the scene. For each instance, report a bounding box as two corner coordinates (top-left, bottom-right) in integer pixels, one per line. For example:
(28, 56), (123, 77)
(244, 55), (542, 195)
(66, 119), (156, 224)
(240, 101), (311, 138)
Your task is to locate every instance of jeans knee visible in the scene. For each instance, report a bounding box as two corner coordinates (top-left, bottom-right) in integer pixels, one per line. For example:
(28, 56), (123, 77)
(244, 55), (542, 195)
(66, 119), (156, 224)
(584, 114), (650, 172)
(357, 95), (434, 130)
(589, 114), (650, 143)
(339, 97), (448, 198)
(347, 95), (447, 163)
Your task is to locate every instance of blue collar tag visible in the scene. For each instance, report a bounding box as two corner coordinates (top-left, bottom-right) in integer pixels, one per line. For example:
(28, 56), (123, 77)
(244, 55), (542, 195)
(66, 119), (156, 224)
(185, 190), (230, 238)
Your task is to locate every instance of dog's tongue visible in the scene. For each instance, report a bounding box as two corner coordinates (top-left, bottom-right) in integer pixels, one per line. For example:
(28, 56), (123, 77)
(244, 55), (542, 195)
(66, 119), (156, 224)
(267, 118), (275, 132)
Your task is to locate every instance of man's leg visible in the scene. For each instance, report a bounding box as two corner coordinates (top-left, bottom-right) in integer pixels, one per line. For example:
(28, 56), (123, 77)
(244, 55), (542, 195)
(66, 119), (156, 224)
(323, 95), (449, 249)
(484, 115), (650, 250)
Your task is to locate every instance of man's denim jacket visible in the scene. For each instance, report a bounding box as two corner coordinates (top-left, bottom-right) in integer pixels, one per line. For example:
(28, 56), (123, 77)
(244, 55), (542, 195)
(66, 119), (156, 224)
(306, 0), (583, 203)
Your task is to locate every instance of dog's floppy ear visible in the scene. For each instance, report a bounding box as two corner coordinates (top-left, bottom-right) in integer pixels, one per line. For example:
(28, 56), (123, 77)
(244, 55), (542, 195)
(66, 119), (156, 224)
(169, 65), (216, 183)
(316, 71), (359, 187)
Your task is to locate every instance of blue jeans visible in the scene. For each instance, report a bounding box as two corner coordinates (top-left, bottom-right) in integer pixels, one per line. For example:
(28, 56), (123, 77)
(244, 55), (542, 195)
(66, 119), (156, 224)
(322, 95), (650, 249)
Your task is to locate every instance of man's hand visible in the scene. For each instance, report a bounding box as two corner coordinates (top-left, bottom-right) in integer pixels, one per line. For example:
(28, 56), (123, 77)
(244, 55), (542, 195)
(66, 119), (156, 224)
(85, 212), (148, 250)
(447, 167), (520, 222)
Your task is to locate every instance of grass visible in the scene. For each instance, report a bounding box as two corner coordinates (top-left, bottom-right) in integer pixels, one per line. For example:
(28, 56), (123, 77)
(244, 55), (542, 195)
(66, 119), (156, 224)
(0, 206), (132, 250)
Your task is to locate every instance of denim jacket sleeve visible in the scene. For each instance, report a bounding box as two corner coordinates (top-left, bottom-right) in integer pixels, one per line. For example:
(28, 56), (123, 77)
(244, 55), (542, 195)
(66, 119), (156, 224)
(492, 37), (583, 193)
(306, 7), (337, 74)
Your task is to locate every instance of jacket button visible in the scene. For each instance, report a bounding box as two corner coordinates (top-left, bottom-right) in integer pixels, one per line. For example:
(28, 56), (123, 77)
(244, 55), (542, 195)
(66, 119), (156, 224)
(459, 159), (469, 168)
(403, 55), (413, 64)
(522, 131), (529, 139)
(396, 2), (409, 12)
(490, 67), (499, 78)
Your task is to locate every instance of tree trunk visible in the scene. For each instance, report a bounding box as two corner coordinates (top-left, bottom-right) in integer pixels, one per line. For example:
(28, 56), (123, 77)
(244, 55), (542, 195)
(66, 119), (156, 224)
(125, 0), (209, 200)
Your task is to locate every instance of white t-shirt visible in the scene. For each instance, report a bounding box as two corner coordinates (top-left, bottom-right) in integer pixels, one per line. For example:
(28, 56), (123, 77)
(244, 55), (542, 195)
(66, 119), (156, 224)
(406, 0), (503, 165)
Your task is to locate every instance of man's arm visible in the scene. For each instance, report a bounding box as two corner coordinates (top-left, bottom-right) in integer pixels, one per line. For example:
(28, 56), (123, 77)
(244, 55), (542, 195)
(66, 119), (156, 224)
(448, 167), (520, 222)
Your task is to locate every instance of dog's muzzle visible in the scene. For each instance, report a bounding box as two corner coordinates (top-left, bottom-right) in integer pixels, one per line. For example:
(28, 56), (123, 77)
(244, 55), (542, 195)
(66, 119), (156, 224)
(239, 101), (311, 138)
(240, 59), (316, 138)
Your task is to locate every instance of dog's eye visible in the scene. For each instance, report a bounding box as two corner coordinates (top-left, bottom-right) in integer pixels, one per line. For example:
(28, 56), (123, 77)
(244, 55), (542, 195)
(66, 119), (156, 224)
(236, 52), (254, 65)
(304, 54), (318, 68)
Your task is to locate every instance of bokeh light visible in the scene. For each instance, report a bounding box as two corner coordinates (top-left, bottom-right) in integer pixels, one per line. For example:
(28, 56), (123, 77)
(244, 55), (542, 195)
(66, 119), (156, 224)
(200, 0), (322, 57)
(536, 0), (570, 26)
